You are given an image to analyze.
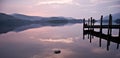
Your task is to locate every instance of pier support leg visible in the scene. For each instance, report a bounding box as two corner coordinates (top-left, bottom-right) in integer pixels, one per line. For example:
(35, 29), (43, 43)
(88, 19), (90, 39)
(106, 14), (113, 50)
(99, 15), (103, 47)
(83, 18), (85, 40)
(118, 25), (120, 38)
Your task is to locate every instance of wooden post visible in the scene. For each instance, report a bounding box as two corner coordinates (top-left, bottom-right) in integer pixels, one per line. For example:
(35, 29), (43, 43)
(93, 19), (95, 31)
(99, 15), (103, 47)
(118, 25), (120, 38)
(83, 18), (85, 40)
(83, 18), (85, 30)
(88, 19), (90, 39)
(100, 15), (103, 33)
(90, 17), (93, 30)
(90, 17), (92, 43)
(107, 14), (112, 36)
(88, 19), (90, 30)
(109, 14), (112, 36)
(107, 14), (112, 49)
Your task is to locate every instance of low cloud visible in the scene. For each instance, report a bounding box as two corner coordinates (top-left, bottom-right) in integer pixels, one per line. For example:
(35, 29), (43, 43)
(37, 0), (80, 6)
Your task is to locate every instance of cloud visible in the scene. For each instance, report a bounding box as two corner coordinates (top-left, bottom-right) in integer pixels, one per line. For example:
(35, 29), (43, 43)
(90, 0), (114, 5)
(90, 0), (99, 3)
(37, 0), (80, 6)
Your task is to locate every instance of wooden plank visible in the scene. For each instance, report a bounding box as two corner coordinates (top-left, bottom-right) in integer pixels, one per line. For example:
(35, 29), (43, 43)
(84, 25), (120, 29)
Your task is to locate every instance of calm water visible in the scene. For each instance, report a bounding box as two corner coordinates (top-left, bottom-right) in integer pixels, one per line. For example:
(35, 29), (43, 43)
(0, 23), (120, 58)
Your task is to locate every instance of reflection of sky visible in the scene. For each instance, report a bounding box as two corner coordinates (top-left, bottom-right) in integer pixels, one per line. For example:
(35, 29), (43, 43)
(0, 24), (120, 58)
(0, 0), (120, 19)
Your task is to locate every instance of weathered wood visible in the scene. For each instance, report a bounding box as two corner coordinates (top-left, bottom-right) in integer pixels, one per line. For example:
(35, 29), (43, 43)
(83, 18), (85, 27)
(84, 25), (120, 29)
(83, 18), (85, 40)
(88, 19), (90, 39)
(99, 15), (103, 47)
(83, 14), (120, 50)
(108, 14), (112, 36)
(92, 19), (95, 31)
(100, 15), (103, 33)
(119, 24), (120, 37)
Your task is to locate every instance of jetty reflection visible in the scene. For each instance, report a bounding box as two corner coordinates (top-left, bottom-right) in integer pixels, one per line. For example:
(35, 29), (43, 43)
(83, 14), (120, 51)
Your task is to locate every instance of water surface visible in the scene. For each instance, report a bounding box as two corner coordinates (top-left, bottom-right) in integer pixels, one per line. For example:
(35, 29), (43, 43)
(0, 23), (120, 58)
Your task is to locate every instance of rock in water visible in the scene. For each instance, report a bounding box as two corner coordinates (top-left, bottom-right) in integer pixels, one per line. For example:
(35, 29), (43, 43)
(54, 50), (61, 54)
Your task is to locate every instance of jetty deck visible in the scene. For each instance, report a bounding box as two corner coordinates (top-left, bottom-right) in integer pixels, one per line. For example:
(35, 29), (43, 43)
(84, 25), (120, 29)
(83, 14), (120, 50)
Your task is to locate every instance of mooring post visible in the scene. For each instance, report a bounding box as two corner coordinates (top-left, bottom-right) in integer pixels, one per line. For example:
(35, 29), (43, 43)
(107, 14), (112, 48)
(90, 17), (93, 42)
(83, 18), (85, 40)
(117, 24), (120, 49)
(90, 17), (93, 30)
(92, 18), (94, 40)
(83, 18), (85, 30)
(88, 19), (90, 39)
(119, 24), (120, 38)
(100, 15), (103, 33)
(88, 19), (90, 26)
(88, 19), (90, 30)
(107, 14), (112, 37)
(109, 14), (112, 36)
(99, 15), (103, 47)
(93, 19), (95, 31)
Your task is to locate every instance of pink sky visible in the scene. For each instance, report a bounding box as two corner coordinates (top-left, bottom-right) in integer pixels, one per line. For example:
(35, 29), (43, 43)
(0, 0), (120, 19)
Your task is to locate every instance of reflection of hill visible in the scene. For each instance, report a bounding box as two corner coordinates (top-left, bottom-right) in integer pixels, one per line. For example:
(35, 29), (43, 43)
(14, 22), (68, 32)
(0, 13), (82, 34)
(0, 13), (32, 34)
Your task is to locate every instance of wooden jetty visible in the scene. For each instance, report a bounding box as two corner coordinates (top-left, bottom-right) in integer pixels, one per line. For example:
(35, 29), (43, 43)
(83, 14), (120, 51)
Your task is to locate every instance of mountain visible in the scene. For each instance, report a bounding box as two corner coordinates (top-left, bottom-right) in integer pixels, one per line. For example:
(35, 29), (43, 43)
(103, 13), (120, 23)
(11, 13), (43, 21)
(115, 19), (120, 24)
(11, 13), (83, 23)
(103, 13), (120, 20)
(0, 13), (31, 26)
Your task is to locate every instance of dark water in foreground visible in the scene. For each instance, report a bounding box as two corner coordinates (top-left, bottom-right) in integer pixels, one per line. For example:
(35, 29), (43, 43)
(0, 23), (120, 58)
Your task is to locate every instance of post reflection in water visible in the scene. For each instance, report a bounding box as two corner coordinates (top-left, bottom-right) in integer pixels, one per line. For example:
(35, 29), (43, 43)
(83, 30), (120, 51)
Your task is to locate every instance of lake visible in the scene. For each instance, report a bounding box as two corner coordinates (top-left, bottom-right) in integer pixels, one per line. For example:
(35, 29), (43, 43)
(0, 23), (120, 58)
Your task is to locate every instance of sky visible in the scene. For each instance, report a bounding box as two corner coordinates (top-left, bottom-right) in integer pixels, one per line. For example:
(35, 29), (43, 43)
(0, 0), (120, 19)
